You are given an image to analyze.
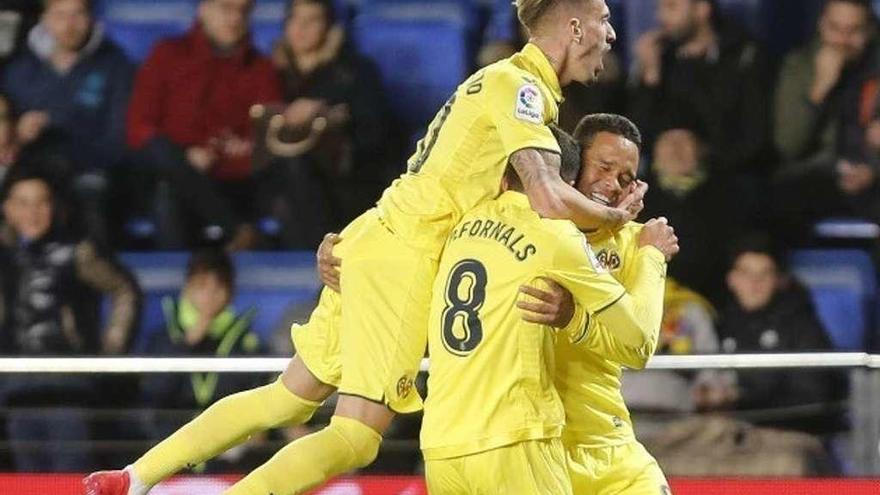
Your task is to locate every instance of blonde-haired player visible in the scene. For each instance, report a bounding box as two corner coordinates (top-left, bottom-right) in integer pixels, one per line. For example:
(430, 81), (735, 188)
(85, 1), (630, 494)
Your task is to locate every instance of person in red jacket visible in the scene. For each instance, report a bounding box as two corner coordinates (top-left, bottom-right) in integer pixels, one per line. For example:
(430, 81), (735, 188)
(127, 0), (282, 251)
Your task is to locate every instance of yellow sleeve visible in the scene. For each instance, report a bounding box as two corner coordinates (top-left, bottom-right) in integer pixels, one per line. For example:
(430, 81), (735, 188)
(590, 245), (667, 351)
(543, 230), (627, 318)
(547, 230), (667, 349)
(487, 69), (559, 158)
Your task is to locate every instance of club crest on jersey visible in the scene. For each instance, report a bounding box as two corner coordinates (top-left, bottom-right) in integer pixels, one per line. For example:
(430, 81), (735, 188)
(396, 375), (414, 399)
(595, 249), (622, 271)
(515, 83), (544, 124)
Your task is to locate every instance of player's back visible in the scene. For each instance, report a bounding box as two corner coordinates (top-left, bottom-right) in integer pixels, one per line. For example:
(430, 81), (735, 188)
(376, 43), (563, 256)
(421, 191), (573, 461)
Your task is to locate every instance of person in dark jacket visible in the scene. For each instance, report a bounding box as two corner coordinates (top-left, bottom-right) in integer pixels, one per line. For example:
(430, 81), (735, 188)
(138, 249), (263, 470)
(639, 127), (747, 306)
(0, 0), (134, 244)
(0, 164), (139, 472)
(126, 0), (282, 251)
(628, 0), (773, 174)
(259, 0), (393, 248)
(706, 233), (846, 435)
(771, 0), (880, 239)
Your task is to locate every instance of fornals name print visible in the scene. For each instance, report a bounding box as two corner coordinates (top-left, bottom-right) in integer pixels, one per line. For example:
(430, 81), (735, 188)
(515, 84), (544, 124)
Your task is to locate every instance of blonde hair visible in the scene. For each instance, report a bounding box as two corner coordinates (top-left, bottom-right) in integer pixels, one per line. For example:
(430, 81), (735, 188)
(516, 0), (585, 32)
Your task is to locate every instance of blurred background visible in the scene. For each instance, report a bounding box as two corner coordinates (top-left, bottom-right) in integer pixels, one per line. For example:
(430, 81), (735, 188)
(0, 0), (878, 492)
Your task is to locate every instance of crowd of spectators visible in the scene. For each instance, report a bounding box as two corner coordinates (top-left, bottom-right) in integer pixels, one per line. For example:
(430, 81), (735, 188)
(0, 0), (874, 476)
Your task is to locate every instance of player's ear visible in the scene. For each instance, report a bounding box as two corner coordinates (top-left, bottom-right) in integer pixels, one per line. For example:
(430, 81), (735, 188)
(570, 18), (583, 44)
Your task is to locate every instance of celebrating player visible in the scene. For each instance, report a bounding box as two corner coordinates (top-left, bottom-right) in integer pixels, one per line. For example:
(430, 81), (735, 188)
(420, 115), (676, 494)
(528, 114), (677, 494)
(85, 1), (630, 494)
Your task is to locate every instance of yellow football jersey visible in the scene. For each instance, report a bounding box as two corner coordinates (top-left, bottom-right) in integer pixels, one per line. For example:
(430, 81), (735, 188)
(421, 192), (627, 460)
(376, 43), (563, 256)
(556, 223), (666, 448)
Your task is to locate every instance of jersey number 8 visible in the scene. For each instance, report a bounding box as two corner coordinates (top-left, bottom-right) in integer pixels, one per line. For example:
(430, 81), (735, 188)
(441, 259), (488, 356)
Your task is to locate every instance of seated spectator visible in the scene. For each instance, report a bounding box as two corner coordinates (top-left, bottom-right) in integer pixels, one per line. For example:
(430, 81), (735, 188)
(629, 0), (773, 174)
(139, 249), (264, 470)
(0, 94), (19, 182)
(774, 0), (876, 165)
(639, 128), (746, 305)
(260, 0), (392, 248)
(0, 0), (41, 65)
(127, 0), (282, 251)
(0, 163), (138, 472)
(703, 233), (847, 435)
(0, 0), (133, 245)
(772, 0), (880, 238)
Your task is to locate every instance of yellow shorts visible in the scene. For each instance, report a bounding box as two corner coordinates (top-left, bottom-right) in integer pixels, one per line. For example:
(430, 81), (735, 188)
(425, 439), (572, 495)
(565, 440), (670, 495)
(292, 208), (438, 413)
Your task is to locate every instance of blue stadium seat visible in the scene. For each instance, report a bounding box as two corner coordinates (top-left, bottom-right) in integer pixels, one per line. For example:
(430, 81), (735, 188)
(352, 10), (468, 135)
(109, 252), (321, 352)
(251, 1), (286, 55)
(790, 250), (878, 350)
(101, 0), (196, 62)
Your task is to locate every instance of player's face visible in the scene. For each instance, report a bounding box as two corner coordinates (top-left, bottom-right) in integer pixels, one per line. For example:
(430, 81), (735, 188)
(727, 252), (779, 312)
(657, 0), (698, 41)
(199, 0), (253, 49)
(820, 2), (871, 62)
(43, 0), (92, 53)
(565, 0), (616, 84)
(2, 179), (54, 242)
(286, 2), (330, 56)
(576, 131), (639, 207)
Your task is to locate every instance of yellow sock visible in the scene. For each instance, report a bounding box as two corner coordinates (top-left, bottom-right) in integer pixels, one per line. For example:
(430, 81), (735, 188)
(133, 378), (320, 487)
(225, 416), (382, 495)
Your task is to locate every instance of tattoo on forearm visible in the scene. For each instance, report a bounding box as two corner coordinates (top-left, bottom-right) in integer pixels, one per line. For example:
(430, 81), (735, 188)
(510, 148), (561, 188)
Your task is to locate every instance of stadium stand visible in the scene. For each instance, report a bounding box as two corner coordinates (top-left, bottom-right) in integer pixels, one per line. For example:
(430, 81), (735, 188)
(790, 249), (878, 350)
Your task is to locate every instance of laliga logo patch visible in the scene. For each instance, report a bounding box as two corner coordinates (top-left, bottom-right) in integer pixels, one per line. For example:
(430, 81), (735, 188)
(396, 375), (414, 399)
(515, 84), (544, 124)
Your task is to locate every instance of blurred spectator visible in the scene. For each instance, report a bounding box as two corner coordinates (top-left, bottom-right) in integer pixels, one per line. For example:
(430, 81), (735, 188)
(259, 0), (392, 248)
(127, 0), (282, 250)
(774, 0), (877, 164)
(623, 280), (719, 416)
(705, 233), (846, 434)
(139, 249), (263, 469)
(773, 0), (880, 235)
(639, 128), (747, 305)
(629, 0), (773, 174)
(0, 0), (40, 65)
(0, 0), (134, 244)
(0, 94), (19, 182)
(0, 164), (138, 472)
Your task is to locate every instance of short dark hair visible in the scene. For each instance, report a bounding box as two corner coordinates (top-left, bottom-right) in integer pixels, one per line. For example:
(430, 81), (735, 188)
(0, 164), (56, 204)
(824, 0), (872, 13)
(728, 231), (787, 273)
(186, 249), (236, 290)
(573, 113), (642, 154)
(42, 0), (94, 13)
(505, 125), (581, 190)
(286, 0), (335, 24)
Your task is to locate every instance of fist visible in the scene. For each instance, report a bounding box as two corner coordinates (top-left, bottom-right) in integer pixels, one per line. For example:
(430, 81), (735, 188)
(638, 217), (679, 261)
